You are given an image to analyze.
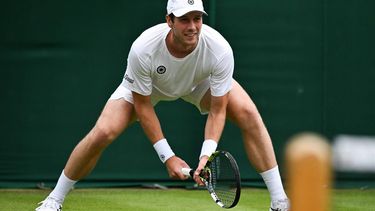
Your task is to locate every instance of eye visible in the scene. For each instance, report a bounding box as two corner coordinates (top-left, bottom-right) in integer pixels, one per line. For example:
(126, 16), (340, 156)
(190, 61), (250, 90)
(194, 15), (202, 21)
(194, 17), (202, 22)
(179, 17), (189, 22)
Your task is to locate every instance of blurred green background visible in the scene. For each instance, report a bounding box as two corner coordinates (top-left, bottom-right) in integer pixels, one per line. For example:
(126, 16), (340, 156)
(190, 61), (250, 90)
(1, 0), (374, 188)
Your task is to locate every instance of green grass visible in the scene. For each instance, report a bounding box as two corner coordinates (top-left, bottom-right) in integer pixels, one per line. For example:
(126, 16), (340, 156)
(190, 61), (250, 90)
(0, 188), (374, 211)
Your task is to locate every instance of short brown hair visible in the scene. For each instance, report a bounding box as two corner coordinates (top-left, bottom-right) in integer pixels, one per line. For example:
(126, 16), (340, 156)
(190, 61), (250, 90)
(168, 13), (175, 22)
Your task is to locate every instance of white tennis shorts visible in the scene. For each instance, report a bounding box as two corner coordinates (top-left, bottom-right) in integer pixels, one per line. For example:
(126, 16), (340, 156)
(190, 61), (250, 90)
(109, 79), (210, 114)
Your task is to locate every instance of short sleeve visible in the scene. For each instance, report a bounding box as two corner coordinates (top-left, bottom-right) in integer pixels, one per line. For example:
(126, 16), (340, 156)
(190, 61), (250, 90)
(122, 48), (152, 96)
(210, 49), (234, 96)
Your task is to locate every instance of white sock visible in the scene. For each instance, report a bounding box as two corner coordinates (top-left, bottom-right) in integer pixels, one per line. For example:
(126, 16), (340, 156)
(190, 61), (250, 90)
(48, 170), (77, 203)
(260, 165), (287, 201)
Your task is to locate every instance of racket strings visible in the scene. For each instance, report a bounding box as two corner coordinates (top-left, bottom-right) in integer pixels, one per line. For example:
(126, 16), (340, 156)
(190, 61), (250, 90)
(208, 153), (239, 207)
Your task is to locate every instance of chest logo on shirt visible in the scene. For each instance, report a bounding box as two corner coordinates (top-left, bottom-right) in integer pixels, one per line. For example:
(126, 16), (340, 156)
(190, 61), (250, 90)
(188, 0), (194, 5)
(156, 65), (167, 74)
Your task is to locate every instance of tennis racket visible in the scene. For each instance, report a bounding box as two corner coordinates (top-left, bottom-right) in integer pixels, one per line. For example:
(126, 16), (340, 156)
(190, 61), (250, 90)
(181, 150), (241, 209)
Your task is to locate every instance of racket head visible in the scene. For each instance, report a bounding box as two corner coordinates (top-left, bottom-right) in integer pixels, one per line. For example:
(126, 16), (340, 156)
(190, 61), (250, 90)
(204, 150), (241, 209)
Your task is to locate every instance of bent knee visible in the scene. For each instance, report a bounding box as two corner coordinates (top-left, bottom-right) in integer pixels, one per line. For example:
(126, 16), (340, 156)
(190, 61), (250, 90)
(229, 105), (265, 131)
(87, 124), (122, 149)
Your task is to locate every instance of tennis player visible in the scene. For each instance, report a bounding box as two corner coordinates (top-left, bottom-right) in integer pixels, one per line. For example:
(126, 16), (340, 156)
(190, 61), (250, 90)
(36, 0), (289, 210)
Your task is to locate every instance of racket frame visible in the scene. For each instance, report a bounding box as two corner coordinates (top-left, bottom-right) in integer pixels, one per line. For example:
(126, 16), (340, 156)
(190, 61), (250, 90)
(181, 150), (241, 209)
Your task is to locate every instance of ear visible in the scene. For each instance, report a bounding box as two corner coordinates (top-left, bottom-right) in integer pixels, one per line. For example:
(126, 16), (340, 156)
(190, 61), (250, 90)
(166, 15), (173, 28)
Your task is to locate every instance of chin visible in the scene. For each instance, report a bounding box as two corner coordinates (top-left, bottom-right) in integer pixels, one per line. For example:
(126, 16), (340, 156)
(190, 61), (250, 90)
(185, 37), (198, 45)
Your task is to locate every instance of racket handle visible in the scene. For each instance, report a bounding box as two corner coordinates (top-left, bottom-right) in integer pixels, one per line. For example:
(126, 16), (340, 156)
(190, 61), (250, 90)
(181, 168), (194, 177)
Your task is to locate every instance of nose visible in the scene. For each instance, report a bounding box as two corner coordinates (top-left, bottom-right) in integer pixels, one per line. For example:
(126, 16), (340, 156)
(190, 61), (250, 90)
(186, 20), (196, 30)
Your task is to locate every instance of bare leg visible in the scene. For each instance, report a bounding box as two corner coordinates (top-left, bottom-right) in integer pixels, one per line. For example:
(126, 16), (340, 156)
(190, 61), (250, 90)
(64, 98), (136, 180)
(35, 99), (137, 210)
(226, 81), (277, 172)
(200, 80), (288, 208)
(200, 80), (276, 172)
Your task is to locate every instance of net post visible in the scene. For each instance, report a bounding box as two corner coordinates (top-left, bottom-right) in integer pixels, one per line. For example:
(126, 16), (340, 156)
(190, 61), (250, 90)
(285, 132), (332, 211)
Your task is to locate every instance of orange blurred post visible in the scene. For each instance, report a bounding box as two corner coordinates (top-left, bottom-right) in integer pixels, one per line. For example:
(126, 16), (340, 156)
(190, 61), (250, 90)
(285, 133), (332, 211)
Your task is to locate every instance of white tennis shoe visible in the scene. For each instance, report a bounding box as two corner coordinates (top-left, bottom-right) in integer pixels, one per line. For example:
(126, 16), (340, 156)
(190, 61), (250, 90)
(269, 198), (290, 211)
(35, 197), (62, 211)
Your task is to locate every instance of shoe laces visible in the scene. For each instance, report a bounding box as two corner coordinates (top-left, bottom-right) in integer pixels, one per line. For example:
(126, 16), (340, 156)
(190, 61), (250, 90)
(37, 197), (62, 210)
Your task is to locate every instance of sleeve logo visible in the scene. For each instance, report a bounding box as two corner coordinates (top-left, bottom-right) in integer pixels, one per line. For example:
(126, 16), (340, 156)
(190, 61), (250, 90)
(124, 74), (134, 84)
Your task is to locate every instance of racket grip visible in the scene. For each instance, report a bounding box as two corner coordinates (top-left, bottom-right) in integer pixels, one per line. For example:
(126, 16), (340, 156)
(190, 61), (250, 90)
(181, 168), (194, 177)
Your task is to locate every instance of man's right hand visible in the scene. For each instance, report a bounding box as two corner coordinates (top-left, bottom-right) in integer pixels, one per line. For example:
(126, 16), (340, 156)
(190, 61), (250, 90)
(193, 155), (209, 186)
(165, 156), (190, 180)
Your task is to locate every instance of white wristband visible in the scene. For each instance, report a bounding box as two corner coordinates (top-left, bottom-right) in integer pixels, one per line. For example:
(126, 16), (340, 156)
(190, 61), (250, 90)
(199, 139), (218, 159)
(153, 138), (175, 163)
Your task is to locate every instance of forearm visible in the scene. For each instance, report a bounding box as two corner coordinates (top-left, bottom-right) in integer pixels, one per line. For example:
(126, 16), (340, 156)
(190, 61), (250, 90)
(204, 110), (226, 142)
(132, 92), (164, 144)
(137, 107), (164, 144)
(204, 94), (229, 142)
(132, 92), (178, 164)
(194, 95), (228, 184)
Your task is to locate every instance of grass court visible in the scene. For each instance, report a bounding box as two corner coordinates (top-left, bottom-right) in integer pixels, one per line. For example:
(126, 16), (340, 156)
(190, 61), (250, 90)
(1, 188), (374, 210)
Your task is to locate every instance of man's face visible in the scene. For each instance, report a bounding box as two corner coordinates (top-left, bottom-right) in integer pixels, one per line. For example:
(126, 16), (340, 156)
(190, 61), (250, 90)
(168, 11), (203, 47)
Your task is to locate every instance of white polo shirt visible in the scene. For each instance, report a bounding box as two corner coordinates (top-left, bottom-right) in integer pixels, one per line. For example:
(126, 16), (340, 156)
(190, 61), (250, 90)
(122, 23), (234, 102)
